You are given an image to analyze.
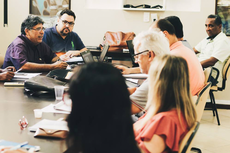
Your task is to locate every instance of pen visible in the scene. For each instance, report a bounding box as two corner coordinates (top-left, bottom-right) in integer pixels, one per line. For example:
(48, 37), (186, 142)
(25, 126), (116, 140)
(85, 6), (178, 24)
(9, 141), (28, 150)
(15, 68), (22, 73)
(71, 41), (74, 50)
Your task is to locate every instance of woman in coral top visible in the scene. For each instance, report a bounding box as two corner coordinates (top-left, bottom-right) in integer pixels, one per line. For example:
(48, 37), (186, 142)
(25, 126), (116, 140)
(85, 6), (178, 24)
(134, 55), (197, 153)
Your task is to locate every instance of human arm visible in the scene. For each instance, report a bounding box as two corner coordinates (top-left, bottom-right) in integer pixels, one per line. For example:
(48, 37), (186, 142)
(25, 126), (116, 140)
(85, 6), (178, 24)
(128, 87), (137, 94)
(193, 47), (200, 54)
(200, 57), (218, 68)
(115, 65), (141, 74)
(65, 47), (88, 58)
(20, 61), (68, 72)
(143, 134), (166, 153)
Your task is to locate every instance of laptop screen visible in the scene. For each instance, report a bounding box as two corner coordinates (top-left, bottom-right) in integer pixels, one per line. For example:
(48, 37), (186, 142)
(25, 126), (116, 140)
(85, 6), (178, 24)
(98, 43), (110, 62)
(126, 40), (138, 67)
(80, 50), (94, 63)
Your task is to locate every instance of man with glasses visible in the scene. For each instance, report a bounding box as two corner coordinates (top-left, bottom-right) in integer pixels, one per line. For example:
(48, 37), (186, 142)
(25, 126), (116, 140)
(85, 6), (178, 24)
(129, 30), (170, 115)
(43, 9), (87, 61)
(2, 15), (67, 71)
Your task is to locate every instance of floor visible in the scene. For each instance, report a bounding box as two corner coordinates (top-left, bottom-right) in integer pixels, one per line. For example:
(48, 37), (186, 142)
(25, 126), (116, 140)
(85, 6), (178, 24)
(192, 109), (230, 153)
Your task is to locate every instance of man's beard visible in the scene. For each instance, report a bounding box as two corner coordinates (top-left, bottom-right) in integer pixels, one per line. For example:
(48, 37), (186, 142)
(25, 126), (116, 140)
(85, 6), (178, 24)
(60, 28), (70, 36)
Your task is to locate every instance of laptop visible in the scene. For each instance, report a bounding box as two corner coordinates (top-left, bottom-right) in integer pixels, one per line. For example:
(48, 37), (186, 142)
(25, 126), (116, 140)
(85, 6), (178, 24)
(81, 44), (110, 63)
(126, 40), (139, 67)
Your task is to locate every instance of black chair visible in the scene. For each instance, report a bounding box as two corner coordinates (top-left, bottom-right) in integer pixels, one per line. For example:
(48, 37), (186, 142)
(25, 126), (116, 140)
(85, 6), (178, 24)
(208, 57), (230, 125)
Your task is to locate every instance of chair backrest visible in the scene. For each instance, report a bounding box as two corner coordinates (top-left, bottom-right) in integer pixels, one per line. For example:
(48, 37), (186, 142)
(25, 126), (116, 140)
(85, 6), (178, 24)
(179, 122), (200, 153)
(222, 56), (230, 81)
(195, 82), (212, 121)
(0, 54), (4, 67)
(204, 67), (212, 84)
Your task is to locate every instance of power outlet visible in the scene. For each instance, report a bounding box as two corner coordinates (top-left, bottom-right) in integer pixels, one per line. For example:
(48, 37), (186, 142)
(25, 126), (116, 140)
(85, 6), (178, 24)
(143, 12), (150, 22)
(151, 13), (158, 22)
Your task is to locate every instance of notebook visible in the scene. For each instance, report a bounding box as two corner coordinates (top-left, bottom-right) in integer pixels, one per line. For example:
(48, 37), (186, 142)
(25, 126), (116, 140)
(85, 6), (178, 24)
(126, 40), (139, 67)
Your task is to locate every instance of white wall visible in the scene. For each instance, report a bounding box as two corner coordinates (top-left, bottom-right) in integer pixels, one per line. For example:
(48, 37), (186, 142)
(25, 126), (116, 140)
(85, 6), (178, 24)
(1, 0), (230, 104)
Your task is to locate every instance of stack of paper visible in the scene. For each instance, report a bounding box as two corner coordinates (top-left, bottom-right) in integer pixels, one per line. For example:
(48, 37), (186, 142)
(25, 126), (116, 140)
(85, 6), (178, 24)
(12, 73), (41, 81)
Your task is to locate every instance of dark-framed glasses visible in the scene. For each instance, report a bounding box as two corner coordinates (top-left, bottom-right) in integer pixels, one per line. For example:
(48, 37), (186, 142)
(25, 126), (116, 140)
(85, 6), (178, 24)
(31, 27), (45, 32)
(61, 19), (75, 26)
(133, 50), (149, 61)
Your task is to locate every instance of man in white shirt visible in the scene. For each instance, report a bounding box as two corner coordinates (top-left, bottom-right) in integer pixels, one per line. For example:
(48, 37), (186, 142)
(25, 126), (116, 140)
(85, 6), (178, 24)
(194, 14), (230, 84)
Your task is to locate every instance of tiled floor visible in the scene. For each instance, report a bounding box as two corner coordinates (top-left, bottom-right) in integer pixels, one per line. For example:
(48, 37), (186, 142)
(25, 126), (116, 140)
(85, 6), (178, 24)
(192, 109), (230, 153)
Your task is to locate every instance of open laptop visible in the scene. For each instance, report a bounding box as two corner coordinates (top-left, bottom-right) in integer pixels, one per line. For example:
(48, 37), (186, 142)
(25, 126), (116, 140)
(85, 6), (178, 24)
(126, 40), (139, 67)
(81, 44), (110, 63)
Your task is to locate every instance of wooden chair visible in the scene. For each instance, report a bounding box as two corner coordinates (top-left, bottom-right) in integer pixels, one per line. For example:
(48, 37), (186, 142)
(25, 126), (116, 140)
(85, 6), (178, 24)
(208, 57), (230, 125)
(0, 54), (4, 67)
(178, 122), (200, 153)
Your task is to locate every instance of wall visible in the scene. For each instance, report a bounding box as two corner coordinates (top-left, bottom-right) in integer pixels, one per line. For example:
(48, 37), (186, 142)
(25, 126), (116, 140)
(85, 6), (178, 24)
(1, 0), (229, 104)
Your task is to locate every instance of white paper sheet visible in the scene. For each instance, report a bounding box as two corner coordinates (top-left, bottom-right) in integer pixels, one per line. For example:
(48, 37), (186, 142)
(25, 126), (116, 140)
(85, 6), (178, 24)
(123, 73), (148, 79)
(28, 119), (68, 132)
(41, 103), (70, 114)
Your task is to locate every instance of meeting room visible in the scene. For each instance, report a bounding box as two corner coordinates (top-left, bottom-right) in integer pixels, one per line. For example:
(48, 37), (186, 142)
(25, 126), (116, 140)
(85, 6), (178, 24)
(0, 0), (230, 153)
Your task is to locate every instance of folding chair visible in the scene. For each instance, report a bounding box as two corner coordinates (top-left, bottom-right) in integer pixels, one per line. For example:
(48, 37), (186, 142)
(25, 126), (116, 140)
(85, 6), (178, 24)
(208, 57), (230, 125)
(179, 122), (200, 153)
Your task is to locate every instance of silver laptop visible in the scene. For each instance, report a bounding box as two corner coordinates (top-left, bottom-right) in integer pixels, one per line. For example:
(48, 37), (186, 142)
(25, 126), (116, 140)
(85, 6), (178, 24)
(81, 44), (110, 63)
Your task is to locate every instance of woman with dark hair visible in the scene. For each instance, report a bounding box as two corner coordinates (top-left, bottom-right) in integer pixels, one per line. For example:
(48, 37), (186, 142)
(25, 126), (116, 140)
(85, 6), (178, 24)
(65, 62), (141, 153)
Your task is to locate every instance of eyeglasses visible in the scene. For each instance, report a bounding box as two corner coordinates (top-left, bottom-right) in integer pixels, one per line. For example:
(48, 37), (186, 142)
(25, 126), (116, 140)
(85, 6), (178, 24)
(31, 27), (45, 32)
(133, 50), (149, 61)
(61, 19), (75, 27)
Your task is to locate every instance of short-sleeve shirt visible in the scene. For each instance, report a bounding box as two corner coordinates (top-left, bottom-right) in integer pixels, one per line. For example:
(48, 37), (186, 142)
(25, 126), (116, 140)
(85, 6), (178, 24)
(195, 32), (230, 83)
(170, 41), (205, 95)
(43, 26), (85, 52)
(2, 35), (56, 70)
(134, 109), (189, 153)
(130, 79), (148, 111)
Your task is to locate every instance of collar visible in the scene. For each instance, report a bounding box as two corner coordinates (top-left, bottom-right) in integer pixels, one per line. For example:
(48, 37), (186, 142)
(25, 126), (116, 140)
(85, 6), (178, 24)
(207, 34), (217, 40)
(20, 34), (39, 47)
(170, 41), (182, 51)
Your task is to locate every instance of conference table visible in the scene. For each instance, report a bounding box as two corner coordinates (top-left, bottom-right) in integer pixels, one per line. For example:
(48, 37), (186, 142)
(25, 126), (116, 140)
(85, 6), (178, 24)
(0, 59), (134, 153)
(0, 81), (67, 153)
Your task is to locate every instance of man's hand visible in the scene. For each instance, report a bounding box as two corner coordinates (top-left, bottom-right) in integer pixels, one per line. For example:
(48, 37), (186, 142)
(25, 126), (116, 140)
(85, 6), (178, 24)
(1, 66), (16, 72)
(0, 71), (15, 81)
(52, 61), (68, 69)
(115, 65), (130, 74)
(65, 50), (81, 58)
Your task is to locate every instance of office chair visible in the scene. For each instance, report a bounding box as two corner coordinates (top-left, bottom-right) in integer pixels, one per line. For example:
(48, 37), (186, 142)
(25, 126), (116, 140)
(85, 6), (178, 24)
(178, 122), (200, 153)
(208, 57), (230, 125)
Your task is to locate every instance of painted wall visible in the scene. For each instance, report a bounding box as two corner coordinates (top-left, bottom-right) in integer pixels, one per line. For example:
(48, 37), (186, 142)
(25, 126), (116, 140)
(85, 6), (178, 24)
(0, 0), (229, 104)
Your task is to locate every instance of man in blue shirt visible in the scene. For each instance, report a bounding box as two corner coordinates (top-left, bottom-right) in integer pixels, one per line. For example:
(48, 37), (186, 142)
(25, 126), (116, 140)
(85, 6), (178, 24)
(43, 9), (87, 61)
